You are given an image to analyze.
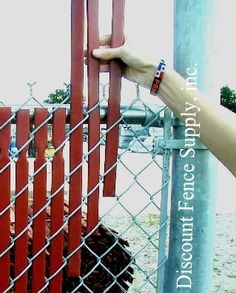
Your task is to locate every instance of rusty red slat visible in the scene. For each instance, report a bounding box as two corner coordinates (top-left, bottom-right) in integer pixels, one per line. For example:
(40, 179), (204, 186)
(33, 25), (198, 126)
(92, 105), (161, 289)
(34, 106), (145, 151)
(15, 110), (30, 293)
(49, 109), (66, 292)
(68, 0), (84, 277)
(103, 0), (125, 197)
(0, 108), (11, 292)
(86, 0), (100, 232)
(31, 108), (48, 293)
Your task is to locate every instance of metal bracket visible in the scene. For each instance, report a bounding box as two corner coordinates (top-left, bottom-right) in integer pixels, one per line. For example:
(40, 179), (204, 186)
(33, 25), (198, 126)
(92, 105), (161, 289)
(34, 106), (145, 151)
(154, 137), (207, 154)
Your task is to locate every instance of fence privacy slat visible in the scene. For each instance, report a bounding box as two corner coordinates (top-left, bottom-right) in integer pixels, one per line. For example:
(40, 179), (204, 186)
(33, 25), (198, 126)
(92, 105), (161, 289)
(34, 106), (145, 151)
(49, 109), (66, 292)
(86, 0), (100, 232)
(15, 110), (30, 293)
(103, 0), (125, 197)
(0, 108), (11, 292)
(32, 108), (48, 292)
(68, 0), (84, 277)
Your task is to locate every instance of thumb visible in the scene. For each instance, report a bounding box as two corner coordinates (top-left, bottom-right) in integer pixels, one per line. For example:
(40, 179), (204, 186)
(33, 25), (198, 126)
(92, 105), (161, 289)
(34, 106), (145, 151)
(92, 47), (123, 61)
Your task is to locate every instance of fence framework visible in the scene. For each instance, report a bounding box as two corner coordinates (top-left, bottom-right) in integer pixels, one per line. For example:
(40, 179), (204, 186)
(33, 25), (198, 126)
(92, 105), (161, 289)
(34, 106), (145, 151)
(0, 0), (217, 292)
(0, 100), (215, 292)
(0, 101), (173, 293)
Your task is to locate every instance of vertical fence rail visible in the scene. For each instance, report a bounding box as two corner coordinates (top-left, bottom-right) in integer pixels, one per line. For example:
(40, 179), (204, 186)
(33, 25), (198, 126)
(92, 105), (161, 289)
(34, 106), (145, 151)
(49, 109), (66, 292)
(103, 0), (125, 197)
(68, 0), (85, 277)
(86, 0), (100, 232)
(157, 109), (172, 293)
(32, 108), (48, 292)
(15, 110), (30, 293)
(0, 108), (11, 293)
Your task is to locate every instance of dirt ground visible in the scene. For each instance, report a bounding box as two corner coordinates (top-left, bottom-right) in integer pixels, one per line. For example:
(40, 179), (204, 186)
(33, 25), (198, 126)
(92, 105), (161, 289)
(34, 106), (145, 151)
(213, 213), (236, 293)
(103, 212), (236, 293)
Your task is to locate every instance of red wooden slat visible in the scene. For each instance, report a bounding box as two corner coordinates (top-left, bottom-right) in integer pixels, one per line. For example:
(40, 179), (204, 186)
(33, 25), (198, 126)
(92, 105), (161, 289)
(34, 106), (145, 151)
(49, 109), (66, 292)
(0, 108), (11, 292)
(15, 110), (30, 293)
(68, 0), (84, 277)
(31, 108), (48, 293)
(103, 0), (125, 197)
(86, 0), (100, 232)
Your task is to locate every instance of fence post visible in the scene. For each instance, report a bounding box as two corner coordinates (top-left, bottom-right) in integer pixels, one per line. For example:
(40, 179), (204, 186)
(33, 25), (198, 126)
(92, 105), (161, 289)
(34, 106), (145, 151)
(164, 0), (219, 292)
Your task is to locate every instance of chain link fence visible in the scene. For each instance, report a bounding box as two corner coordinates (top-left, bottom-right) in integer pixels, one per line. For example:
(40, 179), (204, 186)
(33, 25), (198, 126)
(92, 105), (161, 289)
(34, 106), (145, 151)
(0, 80), (173, 293)
(0, 0), (223, 291)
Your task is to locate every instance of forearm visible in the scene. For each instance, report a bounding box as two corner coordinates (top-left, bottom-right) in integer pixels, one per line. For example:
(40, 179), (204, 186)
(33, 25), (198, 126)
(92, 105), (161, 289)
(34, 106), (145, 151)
(157, 70), (236, 177)
(92, 41), (236, 176)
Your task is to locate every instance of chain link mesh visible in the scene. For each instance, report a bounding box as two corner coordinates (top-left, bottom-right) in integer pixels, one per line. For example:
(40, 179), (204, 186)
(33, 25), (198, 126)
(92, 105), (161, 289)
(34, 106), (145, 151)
(0, 81), (171, 293)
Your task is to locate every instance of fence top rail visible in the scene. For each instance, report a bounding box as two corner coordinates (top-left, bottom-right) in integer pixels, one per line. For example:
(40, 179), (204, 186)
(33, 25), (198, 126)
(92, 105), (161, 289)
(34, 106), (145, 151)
(0, 104), (177, 127)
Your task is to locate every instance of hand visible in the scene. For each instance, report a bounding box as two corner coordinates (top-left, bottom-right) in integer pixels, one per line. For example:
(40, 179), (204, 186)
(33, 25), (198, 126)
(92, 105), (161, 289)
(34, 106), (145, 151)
(92, 35), (157, 89)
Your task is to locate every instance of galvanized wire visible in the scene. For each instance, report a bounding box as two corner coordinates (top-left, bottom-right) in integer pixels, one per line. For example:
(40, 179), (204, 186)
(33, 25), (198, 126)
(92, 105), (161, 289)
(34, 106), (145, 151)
(0, 81), (172, 292)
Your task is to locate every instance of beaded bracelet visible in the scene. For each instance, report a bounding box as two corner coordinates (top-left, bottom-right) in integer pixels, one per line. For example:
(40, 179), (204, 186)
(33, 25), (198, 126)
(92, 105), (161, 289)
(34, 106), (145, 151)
(150, 60), (166, 95)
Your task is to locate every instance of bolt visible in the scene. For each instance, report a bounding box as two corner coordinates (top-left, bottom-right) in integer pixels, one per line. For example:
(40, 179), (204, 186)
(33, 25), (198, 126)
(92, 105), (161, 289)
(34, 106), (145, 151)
(158, 140), (166, 148)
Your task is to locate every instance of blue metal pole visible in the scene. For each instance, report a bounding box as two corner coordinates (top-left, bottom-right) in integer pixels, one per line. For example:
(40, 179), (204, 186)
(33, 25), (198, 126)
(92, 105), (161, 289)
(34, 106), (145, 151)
(164, 0), (218, 292)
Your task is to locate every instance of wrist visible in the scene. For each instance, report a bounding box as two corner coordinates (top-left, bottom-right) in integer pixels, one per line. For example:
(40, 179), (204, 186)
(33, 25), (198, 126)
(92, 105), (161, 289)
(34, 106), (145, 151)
(150, 60), (166, 96)
(144, 64), (157, 89)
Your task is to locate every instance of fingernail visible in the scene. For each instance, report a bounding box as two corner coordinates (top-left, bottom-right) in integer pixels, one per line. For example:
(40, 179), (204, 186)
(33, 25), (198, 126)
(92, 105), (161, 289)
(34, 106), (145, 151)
(92, 49), (100, 57)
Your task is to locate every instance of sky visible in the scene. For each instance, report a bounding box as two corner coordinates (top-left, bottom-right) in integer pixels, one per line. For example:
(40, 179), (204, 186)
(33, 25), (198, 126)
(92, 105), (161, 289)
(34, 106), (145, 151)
(0, 1), (235, 210)
(0, 0), (173, 104)
(0, 1), (71, 104)
(213, 1), (236, 91)
(0, 0), (236, 105)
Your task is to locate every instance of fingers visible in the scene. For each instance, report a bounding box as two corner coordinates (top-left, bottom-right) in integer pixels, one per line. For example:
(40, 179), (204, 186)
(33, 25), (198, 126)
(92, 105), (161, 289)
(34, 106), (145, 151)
(84, 34), (111, 58)
(89, 34), (126, 61)
(99, 34), (111, 46)
(84, 54), (111, 72)
(93, 46), (123, 60)
(99, 34), (126, 46)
